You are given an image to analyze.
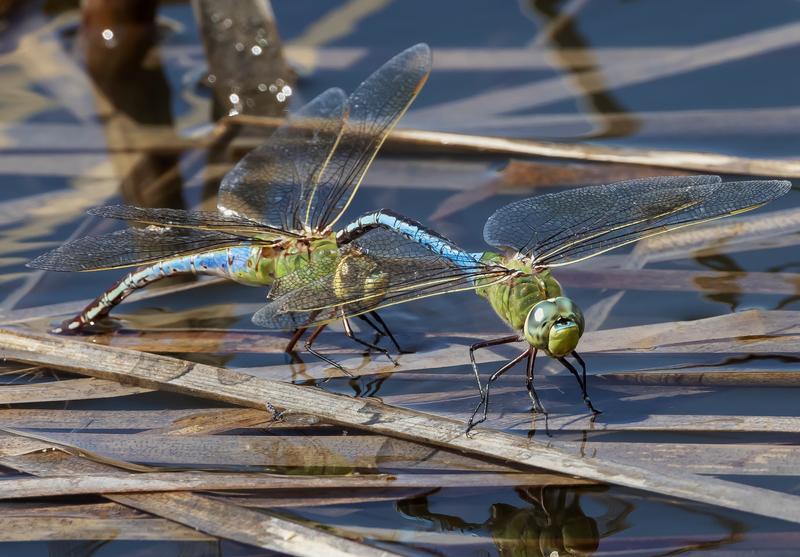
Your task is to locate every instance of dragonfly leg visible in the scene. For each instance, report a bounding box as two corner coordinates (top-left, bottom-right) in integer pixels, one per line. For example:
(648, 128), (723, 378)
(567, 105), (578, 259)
(559, 354), (601, 415)
(284, 327), (307, 354)
(572, 351), (601, 414)
(342, 314), (398, 366)
(356, 313), (386, 347)
(525, 348), (547, 414)
(468, 335), (522, 397)
(304, 325), (354, 377)
(366, 311), (411, 354)
(466, 348), (530, 436)
(572, 350), (589, 396)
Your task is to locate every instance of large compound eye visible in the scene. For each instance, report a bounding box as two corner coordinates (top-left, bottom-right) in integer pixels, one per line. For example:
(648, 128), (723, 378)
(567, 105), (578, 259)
(555, 296), (585, 335)
(531, 300), (559, 326)
(524, 300), (559, 350)
(524, 297), (585, 357)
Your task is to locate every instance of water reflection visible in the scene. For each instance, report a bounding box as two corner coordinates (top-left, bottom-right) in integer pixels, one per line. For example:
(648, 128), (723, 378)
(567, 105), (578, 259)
(522, 0), (640, 138)
(694, 253), (744, 311)
(80, 0), (186, 210)
(398, 486), (631, 556)
(192, 0), (295, 119)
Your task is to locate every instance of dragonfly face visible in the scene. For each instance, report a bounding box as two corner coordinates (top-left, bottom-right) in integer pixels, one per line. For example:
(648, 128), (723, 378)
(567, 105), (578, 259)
(523, 296), (585, 358)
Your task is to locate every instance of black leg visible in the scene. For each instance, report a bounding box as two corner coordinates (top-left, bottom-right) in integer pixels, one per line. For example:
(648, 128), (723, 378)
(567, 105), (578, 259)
(343, 315), (398, 366)
(525, 348), (547, 414)
(573, 351), (589, 397)
(559, 355), (601, 415)
(368, 311), (410, 354)
(466, 347), (531, 436)
(356, 314), (384, 346)
(304, 325), (354, 377)
(468, 335), (522, 397)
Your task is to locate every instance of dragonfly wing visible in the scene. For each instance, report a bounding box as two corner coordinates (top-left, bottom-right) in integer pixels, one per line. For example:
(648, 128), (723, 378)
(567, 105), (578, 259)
(217, 87), (347, 232)
(484, 176), (792, 267)
(28, 227), (255, 271)
(88, 206), (290, 238)
(303, 43), (432, 232)
(253, 224), (510, 329)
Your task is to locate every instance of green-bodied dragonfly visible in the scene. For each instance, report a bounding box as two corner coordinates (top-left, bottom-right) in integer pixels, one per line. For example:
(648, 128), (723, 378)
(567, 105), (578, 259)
(28, 43), (432, 370)
(253, 175), (791, 431)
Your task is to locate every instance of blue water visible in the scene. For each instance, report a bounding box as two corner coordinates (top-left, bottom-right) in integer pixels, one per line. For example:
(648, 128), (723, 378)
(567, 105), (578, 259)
(1, 0), (799, 555)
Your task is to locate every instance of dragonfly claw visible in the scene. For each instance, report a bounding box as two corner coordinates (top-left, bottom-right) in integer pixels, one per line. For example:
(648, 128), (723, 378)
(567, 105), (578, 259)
(384, 353), (399, 367)
(584, 396), (601, 415)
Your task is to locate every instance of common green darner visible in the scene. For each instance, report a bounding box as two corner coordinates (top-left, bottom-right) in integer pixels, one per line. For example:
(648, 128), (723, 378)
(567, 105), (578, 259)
(28, 43), (432, 371)
(253, 175), (791, 431)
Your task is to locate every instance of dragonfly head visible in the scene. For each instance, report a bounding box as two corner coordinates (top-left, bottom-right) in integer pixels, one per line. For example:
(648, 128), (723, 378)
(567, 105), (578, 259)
(523, 296), (585, 357)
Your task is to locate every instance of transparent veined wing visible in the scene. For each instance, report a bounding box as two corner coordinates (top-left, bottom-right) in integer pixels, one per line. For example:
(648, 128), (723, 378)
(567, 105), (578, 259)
(484, 176), (792, 267)
(253, 222), (511, 329)
(217, 87), (348, 232)
(28, 227), (261, 271)
(303, 43), (432, 232)
(88, 206), (294, 238)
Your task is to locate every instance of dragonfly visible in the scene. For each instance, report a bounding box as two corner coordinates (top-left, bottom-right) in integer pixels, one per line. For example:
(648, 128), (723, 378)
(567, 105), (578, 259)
(28, 43), (432, 371)
(253, 175), (791, 432)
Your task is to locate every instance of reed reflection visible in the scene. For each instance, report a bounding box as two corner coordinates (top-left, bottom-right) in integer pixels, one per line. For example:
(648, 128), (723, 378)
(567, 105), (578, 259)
(81, 0), (185, 210)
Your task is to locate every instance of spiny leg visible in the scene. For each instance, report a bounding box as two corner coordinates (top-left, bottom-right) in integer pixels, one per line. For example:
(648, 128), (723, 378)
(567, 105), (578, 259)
(525, 348), (547, 414)
(467, 347), (531, 436)
(469, 335), (521, 396)
(366, 311), (410, 354)
(304, 324), (354, 377)
(558, 354), (601, 415)
(342, 314), (398, 366)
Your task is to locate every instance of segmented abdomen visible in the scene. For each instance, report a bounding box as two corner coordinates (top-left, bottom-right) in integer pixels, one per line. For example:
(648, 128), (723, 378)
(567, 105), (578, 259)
(61, 245), (271, 332)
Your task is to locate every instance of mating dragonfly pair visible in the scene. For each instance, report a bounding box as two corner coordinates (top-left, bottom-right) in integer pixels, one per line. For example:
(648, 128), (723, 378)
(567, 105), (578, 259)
(31, 44), (791, 433)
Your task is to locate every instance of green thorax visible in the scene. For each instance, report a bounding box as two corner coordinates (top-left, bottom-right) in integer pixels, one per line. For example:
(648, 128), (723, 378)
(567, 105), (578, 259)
(475, 252), (563, 330)
(230, 234), (338, 286)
